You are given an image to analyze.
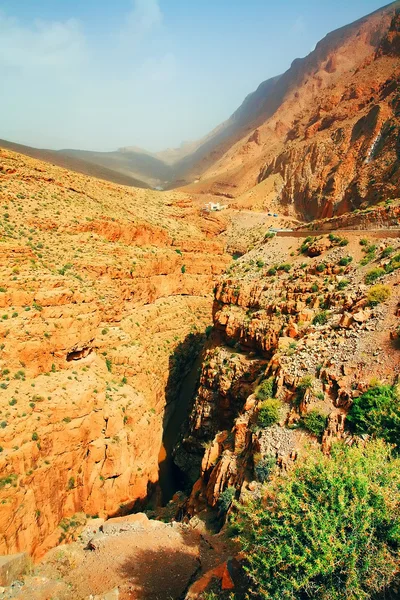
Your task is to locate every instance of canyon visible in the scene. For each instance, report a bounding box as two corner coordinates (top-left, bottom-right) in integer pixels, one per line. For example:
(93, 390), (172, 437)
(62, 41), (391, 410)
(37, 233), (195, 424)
(0, 147), (230, 559)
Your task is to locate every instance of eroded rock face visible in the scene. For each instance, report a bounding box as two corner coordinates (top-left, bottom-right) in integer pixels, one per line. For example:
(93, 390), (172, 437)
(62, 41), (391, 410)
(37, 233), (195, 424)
(180, 228), (400, 509)
(0, 149), (230, 557)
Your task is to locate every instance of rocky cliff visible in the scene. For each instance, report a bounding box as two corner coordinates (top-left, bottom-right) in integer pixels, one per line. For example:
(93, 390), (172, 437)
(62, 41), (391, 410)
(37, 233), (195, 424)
(0, 148), (229, 557)
(177, 218), (400, 513)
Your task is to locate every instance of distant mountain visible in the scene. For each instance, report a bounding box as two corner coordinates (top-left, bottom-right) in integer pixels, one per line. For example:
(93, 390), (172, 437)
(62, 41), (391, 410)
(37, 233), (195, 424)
(4, 1), (399, 209)
(0, 139), (149, 189)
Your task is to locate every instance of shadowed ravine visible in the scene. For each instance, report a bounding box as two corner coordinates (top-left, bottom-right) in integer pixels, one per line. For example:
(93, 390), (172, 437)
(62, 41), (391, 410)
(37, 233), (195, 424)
(157, 351), (204, 505)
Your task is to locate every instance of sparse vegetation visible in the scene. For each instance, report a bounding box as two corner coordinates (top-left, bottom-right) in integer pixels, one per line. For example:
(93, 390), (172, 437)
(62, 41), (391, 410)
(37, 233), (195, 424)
(255, 377), (275, 401)
(367, 284), (391, 306)
(312, 310), (328, 325)
(365, 267), (385, 284)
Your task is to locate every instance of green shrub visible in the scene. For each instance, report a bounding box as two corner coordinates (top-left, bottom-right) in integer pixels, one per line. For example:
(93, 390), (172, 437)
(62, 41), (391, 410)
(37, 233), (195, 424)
(365, 267), (385, 284)
(278, 263), (291, 273)
(181, 265), (186, 274)
(381, 246), (394, 258)
(218, 486), (236, 513)
(316, 262), (326, 272)
(256, 259), (265, 268)
(267, 266), (277, 276)
(255, 377), (275, 401)
(297, 375), (314, 392)
(233, 440), (400, 600)
(105, 358), (112, 372)
(257, 399), (281, 427)
(264, 232), (275, 240)
(338, 255), (353, 266)
(254, 454), (276, 483)
(310, 283), (319, 292)
(337, 279), (350, 290)
(301, 409), (327, 438)
(312, 310), (328, 325)
(32, 432), (38, 441)
(347, 385), (400, 449)
(367, 284), (391, 306)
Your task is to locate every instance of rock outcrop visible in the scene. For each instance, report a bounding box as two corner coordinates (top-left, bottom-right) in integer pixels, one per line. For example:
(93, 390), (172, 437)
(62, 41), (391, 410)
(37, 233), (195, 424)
(178, 224), (400, 510)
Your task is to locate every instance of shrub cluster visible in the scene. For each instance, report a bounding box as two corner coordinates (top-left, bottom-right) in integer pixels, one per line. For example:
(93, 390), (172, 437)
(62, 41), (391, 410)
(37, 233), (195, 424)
(347, 384), (400, 449)
(233, 440), (400, 600)
(367, 284), (391, 306)
(301, 409), (328, 438)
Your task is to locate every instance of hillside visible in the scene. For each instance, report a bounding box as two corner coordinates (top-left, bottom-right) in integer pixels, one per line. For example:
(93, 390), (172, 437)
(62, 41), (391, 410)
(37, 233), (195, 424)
(0, 146), (229, 558)
(182, 3), (400, 219)
(0, 139), (149, 190)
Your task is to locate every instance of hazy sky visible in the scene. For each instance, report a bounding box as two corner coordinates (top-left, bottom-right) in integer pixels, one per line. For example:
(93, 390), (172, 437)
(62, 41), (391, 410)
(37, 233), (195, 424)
(0, 0), (389, 152)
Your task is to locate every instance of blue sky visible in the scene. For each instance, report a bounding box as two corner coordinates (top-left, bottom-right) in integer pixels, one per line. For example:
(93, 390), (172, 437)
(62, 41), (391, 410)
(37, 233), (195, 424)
(0, 0), (389, 152)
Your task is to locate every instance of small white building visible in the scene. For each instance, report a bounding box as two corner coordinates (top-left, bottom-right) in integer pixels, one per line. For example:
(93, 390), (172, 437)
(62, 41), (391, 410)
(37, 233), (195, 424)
(203, 202), (228, 212)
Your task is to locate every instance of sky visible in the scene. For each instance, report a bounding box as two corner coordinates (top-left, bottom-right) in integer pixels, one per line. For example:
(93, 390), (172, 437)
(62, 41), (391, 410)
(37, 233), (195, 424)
(0, 0), (390, 152)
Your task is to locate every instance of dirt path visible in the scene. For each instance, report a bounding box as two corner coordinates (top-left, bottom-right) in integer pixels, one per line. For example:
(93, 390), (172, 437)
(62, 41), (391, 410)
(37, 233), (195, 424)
(27, 518), (232, 600)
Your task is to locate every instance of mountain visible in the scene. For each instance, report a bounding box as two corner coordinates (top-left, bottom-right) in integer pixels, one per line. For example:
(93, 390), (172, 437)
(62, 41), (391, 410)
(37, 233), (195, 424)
(181, 2), (400, 219)
(2, 3), (399, 208)
(0, 139), (149, 189)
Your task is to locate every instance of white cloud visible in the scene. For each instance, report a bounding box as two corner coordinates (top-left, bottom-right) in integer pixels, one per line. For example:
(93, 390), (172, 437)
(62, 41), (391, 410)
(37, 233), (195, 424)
(0, 11), (86, 71)
(121, 0), (163, 46)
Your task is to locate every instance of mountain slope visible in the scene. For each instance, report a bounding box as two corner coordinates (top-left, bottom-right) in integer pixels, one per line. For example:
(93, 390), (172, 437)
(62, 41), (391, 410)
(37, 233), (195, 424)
(181, 2), (400, 219)
(0, 139), (149, 189)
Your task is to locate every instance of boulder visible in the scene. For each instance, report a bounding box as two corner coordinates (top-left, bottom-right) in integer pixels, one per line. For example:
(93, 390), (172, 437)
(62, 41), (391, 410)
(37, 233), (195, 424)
(0, 552), (29, 586)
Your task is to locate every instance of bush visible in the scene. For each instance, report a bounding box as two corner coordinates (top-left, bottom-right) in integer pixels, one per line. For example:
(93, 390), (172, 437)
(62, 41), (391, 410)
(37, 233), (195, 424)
(254, 454), (276, 483)
(381, 246), (394, 258)
(312, 310), (328, 325)
(267, 266), (277, 276)
(338, 256), (353, 266)
(257, 399), (281, 427)
(255, 377), (275, 401)
(301, 409), (327, 438)
(218, 486), (236, 513)
(316, 262), (326, 272)
(337, 279), (350, 290)
(347, 384), (400, 449)
(367, 284), (391, 306)
(278, 263), (291, 273)
(233, 440), (400, 600)
(365, 267), (385, 284)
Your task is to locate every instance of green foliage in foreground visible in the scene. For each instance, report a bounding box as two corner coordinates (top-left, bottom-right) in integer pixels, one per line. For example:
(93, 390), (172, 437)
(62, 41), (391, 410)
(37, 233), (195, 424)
(347, 384), (400, 449)
(233, 440), (400, 600)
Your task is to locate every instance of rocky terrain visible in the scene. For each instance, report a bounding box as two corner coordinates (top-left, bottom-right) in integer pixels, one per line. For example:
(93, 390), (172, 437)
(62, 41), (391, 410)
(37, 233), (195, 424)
(177, 224), (400, 521)
(0, 147), (230, 559)
(0, 5), (399, 599)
